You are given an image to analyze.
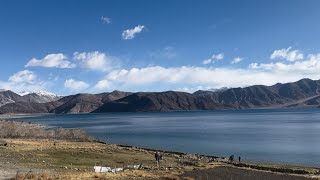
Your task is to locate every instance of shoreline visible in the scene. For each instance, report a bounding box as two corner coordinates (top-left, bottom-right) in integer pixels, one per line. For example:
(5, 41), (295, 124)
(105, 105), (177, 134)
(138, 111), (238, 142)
(106, 142), (320, 175)
(0, 138), (319, 180)
(1, 115), (319, 178)
(117, 143), (320, 170)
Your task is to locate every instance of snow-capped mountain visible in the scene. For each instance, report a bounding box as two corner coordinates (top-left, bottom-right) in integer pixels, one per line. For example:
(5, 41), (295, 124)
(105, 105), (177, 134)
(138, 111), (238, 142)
(0, 90), (27, 107)
(19, 90), (59, 98)
(0, 90), (61, 107)
(21, 90), (61, 103)
(208, 87), (229, 92)
(193, 87), (229, 95)
(36, 90), (60, 98)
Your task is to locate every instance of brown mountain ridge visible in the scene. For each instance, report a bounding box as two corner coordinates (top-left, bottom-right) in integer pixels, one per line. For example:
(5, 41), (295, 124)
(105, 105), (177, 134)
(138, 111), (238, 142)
(0, 78), (320, 114)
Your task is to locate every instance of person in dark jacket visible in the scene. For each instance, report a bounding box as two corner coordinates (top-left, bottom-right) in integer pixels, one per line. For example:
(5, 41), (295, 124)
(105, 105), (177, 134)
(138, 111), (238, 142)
(155, 152), (160, 166)
(155, 152), (159, 161)
(229, 155), (234, 162)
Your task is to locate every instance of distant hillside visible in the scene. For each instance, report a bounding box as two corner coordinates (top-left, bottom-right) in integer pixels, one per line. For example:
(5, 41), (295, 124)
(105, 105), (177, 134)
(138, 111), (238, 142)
(93, 91), (233, 112)
(1, 78), (320, 114)
(50, 91), (131, 113)
(0, 91), (132, 114)
(194, 78), (320, 109)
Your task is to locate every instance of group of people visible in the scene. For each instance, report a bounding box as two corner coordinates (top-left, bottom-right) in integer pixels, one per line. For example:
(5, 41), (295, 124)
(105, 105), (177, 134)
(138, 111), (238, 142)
(229, 155), (241, 162)
(154, 152), (241, 167)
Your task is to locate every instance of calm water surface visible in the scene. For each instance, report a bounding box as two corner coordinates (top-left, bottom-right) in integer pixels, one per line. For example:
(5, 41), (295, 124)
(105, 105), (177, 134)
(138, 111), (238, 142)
(13, 108), (320, 167)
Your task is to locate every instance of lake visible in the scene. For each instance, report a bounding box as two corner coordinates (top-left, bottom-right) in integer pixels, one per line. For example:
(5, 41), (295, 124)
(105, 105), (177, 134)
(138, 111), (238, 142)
(13, 108), (320, 167)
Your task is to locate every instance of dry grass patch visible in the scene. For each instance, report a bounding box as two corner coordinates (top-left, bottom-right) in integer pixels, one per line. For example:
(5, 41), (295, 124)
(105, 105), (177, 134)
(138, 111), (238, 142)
(10, 171), (53, 180)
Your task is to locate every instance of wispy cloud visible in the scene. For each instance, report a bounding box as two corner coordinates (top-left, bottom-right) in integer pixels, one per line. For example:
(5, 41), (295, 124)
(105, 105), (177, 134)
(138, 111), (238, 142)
(202, 59), (212, 65)
(101, 16), (111, 24)
(270, 47), (303, 61)
(202, 53), (224, 64)
(122, 25), (145, 40)
(25, 53), (75, 68)
(231, 57), (243, 64)
(148, 46), (177, 59)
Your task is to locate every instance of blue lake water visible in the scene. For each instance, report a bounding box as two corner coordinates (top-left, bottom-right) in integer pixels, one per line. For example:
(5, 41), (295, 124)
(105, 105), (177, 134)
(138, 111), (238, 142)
(13, 108), (320, 167)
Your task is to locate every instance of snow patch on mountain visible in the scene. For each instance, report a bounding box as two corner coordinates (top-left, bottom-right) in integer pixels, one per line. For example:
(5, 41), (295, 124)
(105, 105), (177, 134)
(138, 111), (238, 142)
(19, 90), (59, 98)
(18, 91), (31, 96)
(32, 90), (59, 98)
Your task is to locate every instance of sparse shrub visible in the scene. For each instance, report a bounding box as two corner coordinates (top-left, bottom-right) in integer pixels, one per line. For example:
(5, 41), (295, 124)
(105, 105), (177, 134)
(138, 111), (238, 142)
(179, 160), (199, 166)
(0, 120), (94, 142)
(10, 171), (53, 180)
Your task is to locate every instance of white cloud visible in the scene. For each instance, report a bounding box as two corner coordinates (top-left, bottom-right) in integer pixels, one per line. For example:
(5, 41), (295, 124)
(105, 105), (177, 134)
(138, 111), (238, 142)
(25, 53), (75, 68)
(231, 57), (243, 64)
(103, 66), (276, 88)
(270, 47), (304, 61)
(248, 63), (258, 69)
(96, 53), (320, 91)
(73, 51), (118, 72)
(212, 53), (224, 60)
(9, 70), (37, 83)
(64, 79), (89, 91)
(202, 53), (224, 64)
(101, 16), (111, 24)
(250, 53), (320, 74)
(94, 80), (111, 89)
(122, 25), (145, 40)
(202, 59), (212, 65)
(0, 70), (48, 93)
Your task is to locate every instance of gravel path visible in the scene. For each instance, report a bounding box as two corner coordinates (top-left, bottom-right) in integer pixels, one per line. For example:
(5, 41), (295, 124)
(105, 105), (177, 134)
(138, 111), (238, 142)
(180, 166), (318, 180)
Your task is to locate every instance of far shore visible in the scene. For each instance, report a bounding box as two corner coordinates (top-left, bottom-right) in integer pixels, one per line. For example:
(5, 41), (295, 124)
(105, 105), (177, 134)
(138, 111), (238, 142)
(0, 113), (51, 120)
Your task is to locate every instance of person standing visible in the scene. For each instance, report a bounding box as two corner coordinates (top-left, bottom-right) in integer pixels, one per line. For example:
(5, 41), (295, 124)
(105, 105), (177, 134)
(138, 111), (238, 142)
(155, 152), (160, 166)
(238, 156), (241, 162)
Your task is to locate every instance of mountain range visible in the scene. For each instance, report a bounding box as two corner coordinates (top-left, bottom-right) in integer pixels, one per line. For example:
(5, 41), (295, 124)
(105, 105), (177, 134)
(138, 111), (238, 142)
(0, 78), (320, 114)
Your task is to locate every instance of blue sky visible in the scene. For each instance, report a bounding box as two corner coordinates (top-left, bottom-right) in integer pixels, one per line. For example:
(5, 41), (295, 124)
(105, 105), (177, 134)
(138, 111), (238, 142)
(1, 0), (320, 95)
